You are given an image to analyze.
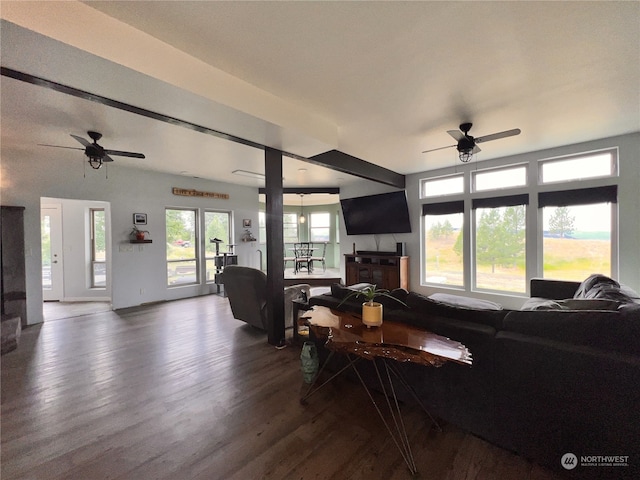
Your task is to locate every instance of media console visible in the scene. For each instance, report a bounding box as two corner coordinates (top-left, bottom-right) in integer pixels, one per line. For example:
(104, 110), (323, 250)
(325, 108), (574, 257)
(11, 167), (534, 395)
(345, 253), (409, 291)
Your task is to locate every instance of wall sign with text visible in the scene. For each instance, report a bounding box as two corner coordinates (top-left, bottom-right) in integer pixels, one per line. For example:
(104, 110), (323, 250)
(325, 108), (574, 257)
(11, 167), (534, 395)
(172, 188), (229, 199)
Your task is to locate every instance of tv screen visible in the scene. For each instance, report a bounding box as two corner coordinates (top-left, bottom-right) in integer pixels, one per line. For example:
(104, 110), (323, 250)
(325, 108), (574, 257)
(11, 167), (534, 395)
(340, 191), (412, 235)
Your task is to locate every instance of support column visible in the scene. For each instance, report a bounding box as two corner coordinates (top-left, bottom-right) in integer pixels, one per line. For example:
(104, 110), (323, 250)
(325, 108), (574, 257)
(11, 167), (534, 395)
(264, 147), (285, 346)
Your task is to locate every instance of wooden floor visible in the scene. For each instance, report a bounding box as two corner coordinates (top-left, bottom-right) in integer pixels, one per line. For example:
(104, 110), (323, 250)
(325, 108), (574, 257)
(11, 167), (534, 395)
(2, 295), (568, 480)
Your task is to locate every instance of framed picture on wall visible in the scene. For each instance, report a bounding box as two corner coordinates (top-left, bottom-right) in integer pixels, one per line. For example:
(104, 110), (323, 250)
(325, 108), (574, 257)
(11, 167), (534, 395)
(133, 213), (147, 225)
(243, 219), (252, 228)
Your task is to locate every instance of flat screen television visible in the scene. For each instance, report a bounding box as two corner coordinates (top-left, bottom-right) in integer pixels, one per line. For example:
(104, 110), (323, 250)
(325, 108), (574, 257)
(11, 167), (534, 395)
(340, 191), (412, 235)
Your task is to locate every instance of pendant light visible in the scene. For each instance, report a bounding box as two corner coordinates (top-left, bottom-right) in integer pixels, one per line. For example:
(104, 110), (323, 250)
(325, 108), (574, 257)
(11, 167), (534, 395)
(299, 194), (306, 224)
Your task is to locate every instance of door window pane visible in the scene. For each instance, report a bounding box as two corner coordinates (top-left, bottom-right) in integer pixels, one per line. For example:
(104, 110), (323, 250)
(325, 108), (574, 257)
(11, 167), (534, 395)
(90, 209), (106, 287)
(204, 210), (231, 283)
(41, 215), (52, 289)
(475, 205), (526, 293)
(424, 213), (464, 286)
(166, 209), (198, 286)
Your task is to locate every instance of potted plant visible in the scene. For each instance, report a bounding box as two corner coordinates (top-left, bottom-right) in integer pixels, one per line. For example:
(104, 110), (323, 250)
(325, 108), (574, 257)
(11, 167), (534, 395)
(130, 225), (149, 241)
(339, 284), (407, 327)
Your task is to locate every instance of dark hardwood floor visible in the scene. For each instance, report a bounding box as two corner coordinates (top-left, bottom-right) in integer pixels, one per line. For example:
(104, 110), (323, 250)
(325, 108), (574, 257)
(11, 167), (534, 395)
(2, 295), (567, 480)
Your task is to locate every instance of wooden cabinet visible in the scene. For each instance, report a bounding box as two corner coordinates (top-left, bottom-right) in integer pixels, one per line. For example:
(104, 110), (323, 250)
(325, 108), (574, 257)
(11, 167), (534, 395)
(1, 206), (27, 325)
(344, 254), (409, 291)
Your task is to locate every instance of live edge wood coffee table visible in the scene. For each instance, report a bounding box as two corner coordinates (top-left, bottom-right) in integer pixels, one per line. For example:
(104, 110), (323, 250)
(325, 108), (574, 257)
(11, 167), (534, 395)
(300, 306), (472, 475)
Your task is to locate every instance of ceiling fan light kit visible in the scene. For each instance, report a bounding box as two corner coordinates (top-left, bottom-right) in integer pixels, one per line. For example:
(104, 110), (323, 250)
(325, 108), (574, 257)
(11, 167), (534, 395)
(423, 122), (521, 164)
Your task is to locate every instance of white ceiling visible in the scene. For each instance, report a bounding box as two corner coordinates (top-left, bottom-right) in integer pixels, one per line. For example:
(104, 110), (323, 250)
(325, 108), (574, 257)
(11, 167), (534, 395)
(1, 1), (639, 205)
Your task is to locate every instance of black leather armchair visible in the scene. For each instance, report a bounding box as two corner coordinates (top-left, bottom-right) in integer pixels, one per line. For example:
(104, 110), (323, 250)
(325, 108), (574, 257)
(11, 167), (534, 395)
(221, 265), (310, 331)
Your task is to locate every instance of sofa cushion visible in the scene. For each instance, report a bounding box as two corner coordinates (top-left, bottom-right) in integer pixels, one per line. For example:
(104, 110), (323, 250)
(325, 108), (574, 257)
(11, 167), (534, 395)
(503, 309), (640, 355)
(405, 292), (508, 329)
(521, 297), (623, 311)
(429, 293), (503, 310)
(376, 288), (409, 309)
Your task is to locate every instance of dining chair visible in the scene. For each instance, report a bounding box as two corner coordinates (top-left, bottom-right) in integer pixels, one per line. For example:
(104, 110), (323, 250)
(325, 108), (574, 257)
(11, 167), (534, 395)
(284, 245), (296, 270)
(309, 242), (328, 272)
(294, 242), (312, 273)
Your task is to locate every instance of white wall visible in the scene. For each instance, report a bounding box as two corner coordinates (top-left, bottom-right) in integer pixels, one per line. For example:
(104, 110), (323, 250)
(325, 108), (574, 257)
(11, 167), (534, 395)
(1, 152), (261, 324)
(339, 133), (640, 306)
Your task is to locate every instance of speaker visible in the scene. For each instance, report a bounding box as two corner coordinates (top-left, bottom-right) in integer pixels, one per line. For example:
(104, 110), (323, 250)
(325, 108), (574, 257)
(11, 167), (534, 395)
(396, 242), (406, 256)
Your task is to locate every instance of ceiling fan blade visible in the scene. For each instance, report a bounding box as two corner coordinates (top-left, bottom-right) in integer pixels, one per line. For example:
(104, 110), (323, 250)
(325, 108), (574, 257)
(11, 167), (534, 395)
(476, 128), (521, 144)
(102, 154), (115, 163)
(447, 130), (464, 141)
(38, 144), (84, 151)
(104, 149), (146, 159)
(70, 134), (91, 147)
(422, 144), (456, 154)
(473, 145), (481, 154)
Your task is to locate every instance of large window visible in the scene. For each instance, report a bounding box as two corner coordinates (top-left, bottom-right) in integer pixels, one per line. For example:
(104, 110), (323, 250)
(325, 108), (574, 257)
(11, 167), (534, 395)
(166, 208), (198, 286)
(473, 196), (527, 293)
(310, 212), (330, 242)
(204, 210), (232, 283)
(90, 208), (106, 288)
(283, 213), (299, 243)
(420, 148), (618, 295)
(423, 202), (463, 286)
(540, 186), (615, 281)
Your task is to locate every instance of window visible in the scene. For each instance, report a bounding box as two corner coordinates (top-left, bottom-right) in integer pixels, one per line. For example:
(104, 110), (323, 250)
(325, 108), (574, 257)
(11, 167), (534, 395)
(90, 208), (106, 288)
(283, 213), (298, 243)
(310, 212), (330, 242)
(166, 208), (198, 286)
(540, 151), (614, 183)
(422, 174), (464, 198)
(473, 196), (527, 293)
(258, 212), (266, 243)
(204, 210), (231, 283)
(423, 202), (464, 286)
(420, 148), (618, 296)
(473, 165), (527, 192)
(540, 186), (616, 281)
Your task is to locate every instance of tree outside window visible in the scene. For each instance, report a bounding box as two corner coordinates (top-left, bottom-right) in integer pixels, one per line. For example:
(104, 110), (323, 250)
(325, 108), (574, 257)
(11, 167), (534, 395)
(475, 205), (526, 292)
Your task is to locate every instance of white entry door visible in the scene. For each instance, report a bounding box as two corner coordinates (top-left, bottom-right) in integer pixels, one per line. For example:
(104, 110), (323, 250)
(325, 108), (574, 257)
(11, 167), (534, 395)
(41, 205), (64, 301)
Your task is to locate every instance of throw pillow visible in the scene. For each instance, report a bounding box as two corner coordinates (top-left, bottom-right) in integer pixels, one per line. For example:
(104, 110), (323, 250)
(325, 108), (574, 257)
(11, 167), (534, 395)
(574, 274), (619, 298)
(330, 283), (373, 300)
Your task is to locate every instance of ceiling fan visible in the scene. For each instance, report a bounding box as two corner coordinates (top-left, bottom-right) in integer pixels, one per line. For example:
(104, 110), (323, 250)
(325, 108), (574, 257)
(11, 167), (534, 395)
(423, 123), (521, 163)
(40, 131), (145, 169)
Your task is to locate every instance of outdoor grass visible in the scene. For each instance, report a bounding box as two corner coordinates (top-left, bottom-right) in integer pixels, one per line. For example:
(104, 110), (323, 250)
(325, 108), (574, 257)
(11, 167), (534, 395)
(425, 235), (610, 290)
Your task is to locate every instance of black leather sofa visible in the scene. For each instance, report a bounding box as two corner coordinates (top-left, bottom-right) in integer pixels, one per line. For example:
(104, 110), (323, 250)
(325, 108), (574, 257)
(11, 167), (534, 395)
(307, 276), (640, 478)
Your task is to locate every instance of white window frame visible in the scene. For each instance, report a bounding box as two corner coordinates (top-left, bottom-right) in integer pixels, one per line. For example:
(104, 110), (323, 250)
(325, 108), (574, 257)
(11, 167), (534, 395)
(420, 148), (619, 296)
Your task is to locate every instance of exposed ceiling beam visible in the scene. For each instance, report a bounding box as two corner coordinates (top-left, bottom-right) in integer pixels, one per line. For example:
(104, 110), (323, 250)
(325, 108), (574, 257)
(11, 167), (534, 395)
(308, 150), (405, 189)
(258, 187), (340, 195)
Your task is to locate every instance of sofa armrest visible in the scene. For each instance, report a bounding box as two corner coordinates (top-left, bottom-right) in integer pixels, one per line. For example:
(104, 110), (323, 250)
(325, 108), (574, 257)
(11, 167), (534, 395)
(530, 278), (581, 300)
